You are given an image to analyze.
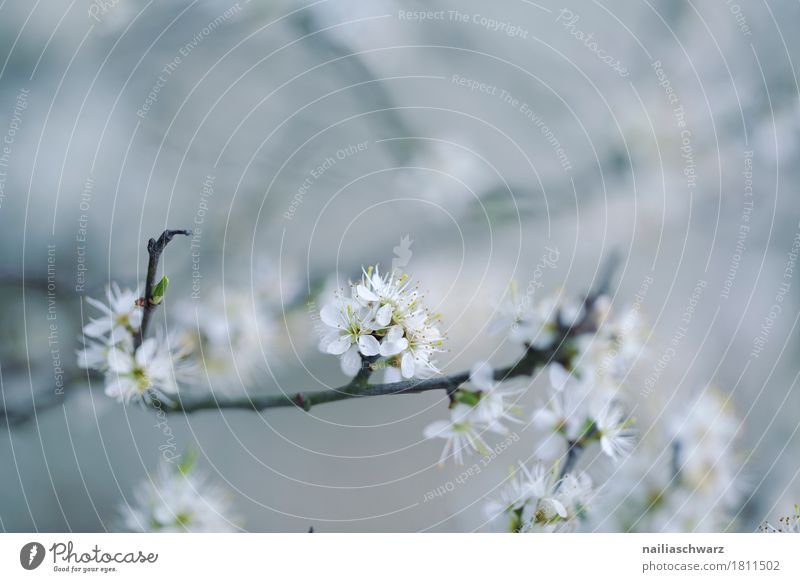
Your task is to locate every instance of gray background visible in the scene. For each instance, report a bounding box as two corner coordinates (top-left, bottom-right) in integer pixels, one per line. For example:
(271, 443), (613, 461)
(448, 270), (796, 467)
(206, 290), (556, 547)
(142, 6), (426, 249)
(0, 0), (798, 531)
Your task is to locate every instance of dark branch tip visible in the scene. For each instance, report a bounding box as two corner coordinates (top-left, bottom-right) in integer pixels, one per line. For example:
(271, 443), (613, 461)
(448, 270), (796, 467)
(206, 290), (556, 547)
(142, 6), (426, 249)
(294, 393), (312, 412)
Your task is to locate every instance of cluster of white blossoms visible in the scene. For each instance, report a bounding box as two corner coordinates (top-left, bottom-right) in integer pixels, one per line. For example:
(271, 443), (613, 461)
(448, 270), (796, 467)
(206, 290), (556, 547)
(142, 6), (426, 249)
(117, 454), (240, 532)
(319, 266), (444, 380)
(490, 286), (585, 349)
(476, 286), (647, 532)
(532, 363), (636, 461)
(485, 461), (593, 532)
(77, 283), (195, 404)
(424, 362), (523, 466)
(600, 387), (747, 532)
(421, 286), (640, 471)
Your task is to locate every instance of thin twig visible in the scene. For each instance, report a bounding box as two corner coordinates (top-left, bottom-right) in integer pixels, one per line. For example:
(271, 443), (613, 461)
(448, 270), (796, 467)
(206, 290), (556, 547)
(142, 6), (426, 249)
(134, 229), (191, 349)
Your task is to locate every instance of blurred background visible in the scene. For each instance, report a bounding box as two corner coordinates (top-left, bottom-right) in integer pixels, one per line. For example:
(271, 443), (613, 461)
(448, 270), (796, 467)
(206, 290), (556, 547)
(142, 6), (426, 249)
(0, 0), (799, 532)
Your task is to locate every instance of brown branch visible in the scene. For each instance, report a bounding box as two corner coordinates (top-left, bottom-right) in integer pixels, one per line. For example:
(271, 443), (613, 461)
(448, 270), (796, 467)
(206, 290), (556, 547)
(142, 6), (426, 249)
(163, 279), (612, 415)
(134, 229), (191, 349)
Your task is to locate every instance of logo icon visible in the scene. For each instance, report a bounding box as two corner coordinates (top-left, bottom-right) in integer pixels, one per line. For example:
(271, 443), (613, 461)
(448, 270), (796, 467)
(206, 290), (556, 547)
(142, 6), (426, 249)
(20, 542), (45, 570)
(392, 235), (413, 271)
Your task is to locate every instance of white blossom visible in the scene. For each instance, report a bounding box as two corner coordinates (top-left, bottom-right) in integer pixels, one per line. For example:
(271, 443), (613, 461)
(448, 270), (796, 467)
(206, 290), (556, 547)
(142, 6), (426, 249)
(532, 363), (634, 461)
(491, 287), (583, 349)
(599, 387), (746, 532)
(593, 401), (636, 460)
(83, 283), (142, 339)
(532, 364), (592, 442)
(318, 265), (444, 379)
(583, 297), (649, 383)
(423, 363), (523, 466)
(462, 361), (523, 434)
(394, 321), (444, 380)
(423, 403), (496, 466)
(355, 265), (418, 324)
(320, 297), (381, 376)
(760, 505), (800, 533)
(118, 456), (240, 532)
(104, 336), (189, 404)
(174, 285), (279, 392)
(78, 281), (197, 404)
(485, 461), (592, 532)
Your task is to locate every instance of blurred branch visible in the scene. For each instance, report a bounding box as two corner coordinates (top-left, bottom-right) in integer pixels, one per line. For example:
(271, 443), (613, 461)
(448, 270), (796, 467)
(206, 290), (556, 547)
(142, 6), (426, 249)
(290, 12), (414, 163)
(0, 368), (100, 427)
(0, 389), (63, 426)
(163, 262), (617, 415)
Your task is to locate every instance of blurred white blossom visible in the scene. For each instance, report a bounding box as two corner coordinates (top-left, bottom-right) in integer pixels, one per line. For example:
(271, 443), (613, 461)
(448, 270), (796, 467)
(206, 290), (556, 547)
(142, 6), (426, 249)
(104, 335), (192, 404)
(82, 283), (142, 339)
(485, 461), (593, 532)
(424, 362), (522, 466)
(532, 363), (635, 462)
(117, 455), (240, 533)
(78, 283), (196, 404)
(491, 287), (583, 349)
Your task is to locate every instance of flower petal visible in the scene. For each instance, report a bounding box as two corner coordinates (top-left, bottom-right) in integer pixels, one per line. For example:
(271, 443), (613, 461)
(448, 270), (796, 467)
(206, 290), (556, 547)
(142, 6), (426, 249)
(469, 360), (494, 391)
(358, 334), (380, 356)
(320, 304), (343, 328)
(548, 363), (570, 392)
(375, 304), (393, 327)
(340, 346), (361, 377)
(379, 337), (408, 357)
(136, 338), (158, 367)
(401, 351), (415, 378)
(423, 420), (452, 439)
(326, 335), (352, 355)
(385, 325), (404, 342)
(356, 284), (379, 302)
(107, 348), (133, 374)
(84, 318), (112, 338)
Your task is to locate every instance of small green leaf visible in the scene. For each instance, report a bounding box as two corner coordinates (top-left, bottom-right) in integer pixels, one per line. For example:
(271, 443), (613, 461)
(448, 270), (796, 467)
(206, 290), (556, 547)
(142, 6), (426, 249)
(151, 276), (169, 305)
(453, 390), (481, 407)
(178, 450), (197, 475)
